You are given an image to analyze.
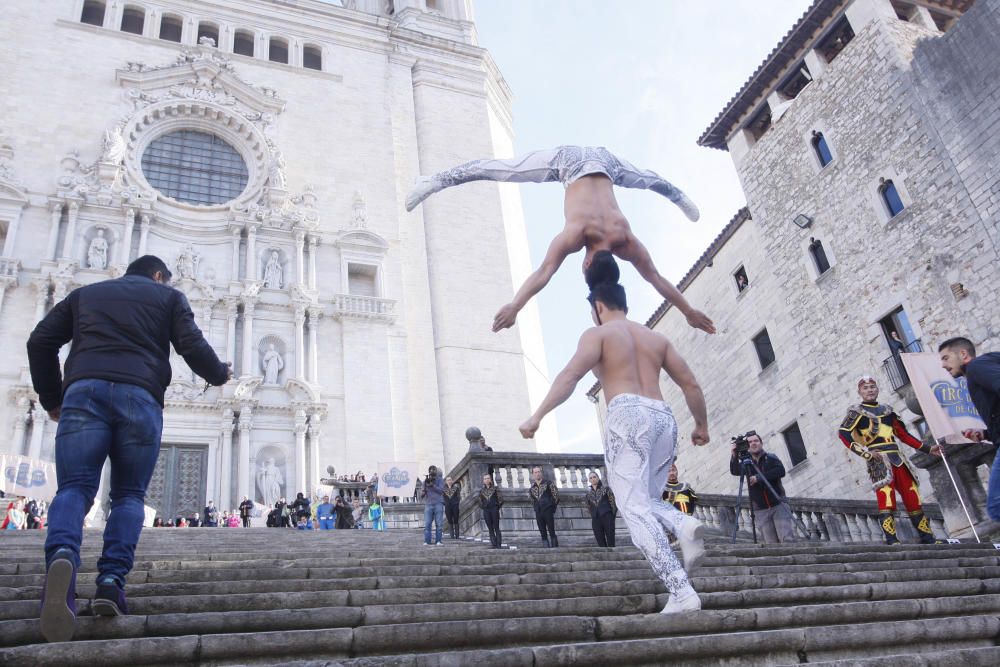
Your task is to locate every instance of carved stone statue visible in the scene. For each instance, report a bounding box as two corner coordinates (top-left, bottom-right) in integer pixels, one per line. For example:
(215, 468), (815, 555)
(198, 35), (217, 48)
(256, 457), (283, 507)
(176, 244), (199, 280)
(101, 127), (127, 166)
(269, 150), (287, 190)
(87, 229), (109, 270)
(263, 251), (283, 289)
(262, 344), (284, 385)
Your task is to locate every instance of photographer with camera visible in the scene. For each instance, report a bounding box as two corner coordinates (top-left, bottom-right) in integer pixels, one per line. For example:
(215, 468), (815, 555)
(419, 465), (446, 546)
(729, 431), (795, 543)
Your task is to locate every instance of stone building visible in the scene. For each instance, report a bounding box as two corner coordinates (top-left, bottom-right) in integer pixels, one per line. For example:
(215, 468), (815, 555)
(591, 0), (999, 505)
(0, 0), (556, 519)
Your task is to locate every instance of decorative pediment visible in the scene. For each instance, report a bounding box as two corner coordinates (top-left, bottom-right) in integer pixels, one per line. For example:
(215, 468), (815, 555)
(117, 45), (286, 118)
(337, 228), (389, 255)
(285, 378), (321, 404)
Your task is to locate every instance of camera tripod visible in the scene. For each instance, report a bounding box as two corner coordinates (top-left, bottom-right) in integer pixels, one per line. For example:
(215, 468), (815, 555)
(731, 455), (785, 544)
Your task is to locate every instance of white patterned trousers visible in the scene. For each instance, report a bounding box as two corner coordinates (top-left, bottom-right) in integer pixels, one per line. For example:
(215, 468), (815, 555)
(604, 393), (692, 595)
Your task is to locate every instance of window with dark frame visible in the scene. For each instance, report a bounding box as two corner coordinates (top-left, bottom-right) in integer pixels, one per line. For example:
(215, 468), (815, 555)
(782, 423), (808, 466)
(120, 7), (144, 34)
(808, 238), (831, 275)
(811, 131), (833, 167)
(81, 1), (106, 26)
(159, 15), (183, 42)
(818, 17), (855, 63)
(141, 131), (249, 206)
(303, 45), (322, 71)
(752, 329), (776, 370)
(747, 106), (772, 141)
(233, 30), (255, 57)
(197, 22), (220, 46)
(778, 64), (812, 100)
(734, 265), (749, 293)
(879, 178), (905, 217)
(269, 38), (289, 64)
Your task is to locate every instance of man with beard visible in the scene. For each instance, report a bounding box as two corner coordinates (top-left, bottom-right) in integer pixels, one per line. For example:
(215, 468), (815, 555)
(662, 463), (698, 516)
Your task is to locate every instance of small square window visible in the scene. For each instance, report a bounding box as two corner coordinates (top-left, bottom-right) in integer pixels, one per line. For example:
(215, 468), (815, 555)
(752, 329), (776, 370)
(734, 266), (749, 293)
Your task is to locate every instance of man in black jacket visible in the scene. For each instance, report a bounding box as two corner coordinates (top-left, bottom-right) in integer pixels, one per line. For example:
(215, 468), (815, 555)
(940, 337), (1000, 520)
(730, 432), (795, 543)
(28, 255), (231, 642)
(529, 466), (560, 547)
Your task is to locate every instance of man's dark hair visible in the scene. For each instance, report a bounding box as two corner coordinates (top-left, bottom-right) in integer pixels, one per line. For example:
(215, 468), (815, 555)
(938, 337), (977, 357)
(126, 255), (172, 282)
(588, 282), (628, 313)
(584, 250), (620, 290)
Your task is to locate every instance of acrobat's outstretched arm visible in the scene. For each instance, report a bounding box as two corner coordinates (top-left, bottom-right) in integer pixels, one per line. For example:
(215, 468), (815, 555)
(621, 237), (716, 334)
(493, 229), (583, 332)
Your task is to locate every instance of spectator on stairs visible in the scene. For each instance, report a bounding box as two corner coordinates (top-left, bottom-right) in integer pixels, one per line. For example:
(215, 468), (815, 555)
(369, 497), (386, 531)
(316, 496), (336, 530)
(239, 497), (253, 528)
(585, 472), (616, 547)
(204, 501), (219, 527)
(529, 467), (559, 548)
(352, 499), (366, 529)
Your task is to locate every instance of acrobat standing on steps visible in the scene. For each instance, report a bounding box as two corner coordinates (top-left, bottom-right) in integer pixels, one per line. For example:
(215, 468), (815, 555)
(518, 253), (709, 614)
(406, 146), (715, 335)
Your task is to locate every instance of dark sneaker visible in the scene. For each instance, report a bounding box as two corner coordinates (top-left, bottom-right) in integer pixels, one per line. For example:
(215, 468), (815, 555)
(92, 577), (128, 616)
(40, 549), (77, 643)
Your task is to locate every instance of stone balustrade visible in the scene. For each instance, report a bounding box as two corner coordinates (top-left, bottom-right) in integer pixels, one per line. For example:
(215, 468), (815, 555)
(0, 257), (20, 279)
(444, 451), (950, 543)
(331, 293), (396, 321)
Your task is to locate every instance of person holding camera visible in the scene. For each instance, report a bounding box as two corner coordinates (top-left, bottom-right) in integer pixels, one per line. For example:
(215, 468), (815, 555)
(529, 466), (560, 547)
(420, 465), (445, 546)
(729, 432), (795, 543)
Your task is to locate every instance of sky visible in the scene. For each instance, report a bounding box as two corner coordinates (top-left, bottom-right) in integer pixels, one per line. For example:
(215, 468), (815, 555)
(471, 0), (814, 454)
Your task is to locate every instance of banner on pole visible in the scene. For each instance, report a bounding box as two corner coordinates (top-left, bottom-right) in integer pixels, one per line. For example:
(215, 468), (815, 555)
(0, 454), (57, 500)
(375, 461), (420, 500)
(899, 352), (987, 443)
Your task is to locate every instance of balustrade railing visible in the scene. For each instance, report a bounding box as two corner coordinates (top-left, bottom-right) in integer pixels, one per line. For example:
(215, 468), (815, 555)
(331, 293), (395, 321)
(0, 256), (20, 279)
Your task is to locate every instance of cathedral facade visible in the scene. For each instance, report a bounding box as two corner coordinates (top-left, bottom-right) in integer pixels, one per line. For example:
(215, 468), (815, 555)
(0, 0), (555, 519)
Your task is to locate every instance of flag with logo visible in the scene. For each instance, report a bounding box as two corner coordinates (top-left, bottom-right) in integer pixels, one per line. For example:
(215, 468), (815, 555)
(375, 462), (420, 500)
(900, 352), (987, 443)
(0, 454), (57, 500)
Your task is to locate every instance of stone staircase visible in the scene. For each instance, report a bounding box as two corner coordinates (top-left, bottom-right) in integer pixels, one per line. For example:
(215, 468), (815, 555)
(1, 528), (999, 666)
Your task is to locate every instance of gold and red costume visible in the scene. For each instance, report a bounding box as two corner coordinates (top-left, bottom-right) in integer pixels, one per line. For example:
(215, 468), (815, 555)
(838, 401), (936, 544)
(662, 481), (698, 515)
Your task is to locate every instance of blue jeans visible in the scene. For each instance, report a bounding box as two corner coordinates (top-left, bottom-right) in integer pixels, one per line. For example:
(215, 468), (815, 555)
(988, 446), (1000, 522)
(44, 379), (163, 586)
(424, 503), (444, 544)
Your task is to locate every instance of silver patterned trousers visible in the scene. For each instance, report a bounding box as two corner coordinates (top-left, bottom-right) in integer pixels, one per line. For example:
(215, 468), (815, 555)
(410, 146), (699, 221)
(603, 393), (693, 596)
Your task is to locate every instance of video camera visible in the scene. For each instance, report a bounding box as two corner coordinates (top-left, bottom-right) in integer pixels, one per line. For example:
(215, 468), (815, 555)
(424, 466), (439, 486)
(731, 431), (757, 461)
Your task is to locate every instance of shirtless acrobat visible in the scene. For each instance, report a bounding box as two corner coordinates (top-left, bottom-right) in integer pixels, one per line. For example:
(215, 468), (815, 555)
(518, 254), (710, 613)
(405, 146), (715, 334)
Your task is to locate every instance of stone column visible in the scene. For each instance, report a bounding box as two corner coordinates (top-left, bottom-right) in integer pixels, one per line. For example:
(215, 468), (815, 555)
(294, 410), (307, 496)
(295, 230), (306, 286)
(2, 212), (20, 257)
(294, 305), (306, 379)
(219, 409), (235, 510)
(225, 299), (239, 365)
(61, 201), (80, 260)
(34, 281), (50, 322)
(0, 279), (14, 318)
(308, 236), (318, 290)
(246, 223), (259, 283)
(46, 202), (63, 261)
(241, 300), (256, 377)
(27, 404), (47, 460)
(307, 307), (321, 384)
(119, 208), (136, 266)
(11, 397), (30, 456)
(238, 407), (253, 503)
(138, 213), (151, 256)
(230, 226), (242, 281)
(308, 414), (322, 492)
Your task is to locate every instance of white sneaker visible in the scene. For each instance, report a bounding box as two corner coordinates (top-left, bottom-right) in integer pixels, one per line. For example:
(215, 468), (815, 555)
(405, 176), (440, 212)
(677, 515), (705, 572)
(660, 588), (701, 615)
(424, 542), (433, 546)
(435, 542), (444, 546)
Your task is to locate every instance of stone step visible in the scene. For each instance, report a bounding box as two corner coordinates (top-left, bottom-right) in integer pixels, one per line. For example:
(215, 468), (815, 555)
(2, 608), (996, 666)
(782, 646), (1000, 667)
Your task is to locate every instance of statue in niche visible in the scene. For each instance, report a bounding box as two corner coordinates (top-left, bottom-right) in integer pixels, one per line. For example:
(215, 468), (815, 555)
(261, 344), (284, 385)
(268, 149), (287, 190)
(87, 229), (109, 270)
(263, 251), (283, 289)
(101, 127), (127, 166)
(176, 244), (200, 280)
(256, 457), (284, 508)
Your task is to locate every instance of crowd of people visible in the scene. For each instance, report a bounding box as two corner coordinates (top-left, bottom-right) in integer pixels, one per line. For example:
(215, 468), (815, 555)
(1, 494), (48, 530)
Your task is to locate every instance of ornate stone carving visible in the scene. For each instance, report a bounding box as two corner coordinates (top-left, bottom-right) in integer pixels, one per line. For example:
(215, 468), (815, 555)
(175, 244), (201, 280)
(351, 191), (368, 229)
(262, 250), (283, 289)
(261, 343), (285, 385)
(101, 128), (127, 166)
(0, 132), (23, 188)
(87, 229), (109, 269)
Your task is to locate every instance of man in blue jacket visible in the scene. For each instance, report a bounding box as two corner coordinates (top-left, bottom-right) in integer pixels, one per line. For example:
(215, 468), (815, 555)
(940, 337), (1000, 520)
(28, 255), (231, 642)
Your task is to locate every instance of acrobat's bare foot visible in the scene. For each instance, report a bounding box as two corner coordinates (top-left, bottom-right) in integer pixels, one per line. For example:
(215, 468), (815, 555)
(685, 309), (716, 334)
(405, 176), (439, 212)
(492, 303), (519, 332)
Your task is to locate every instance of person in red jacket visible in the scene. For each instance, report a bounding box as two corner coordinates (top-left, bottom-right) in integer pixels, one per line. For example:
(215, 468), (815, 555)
(838, 376), (942, 544)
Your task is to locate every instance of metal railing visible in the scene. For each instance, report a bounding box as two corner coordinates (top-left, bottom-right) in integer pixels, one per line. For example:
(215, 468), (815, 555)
(881, 339), (924, 391)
